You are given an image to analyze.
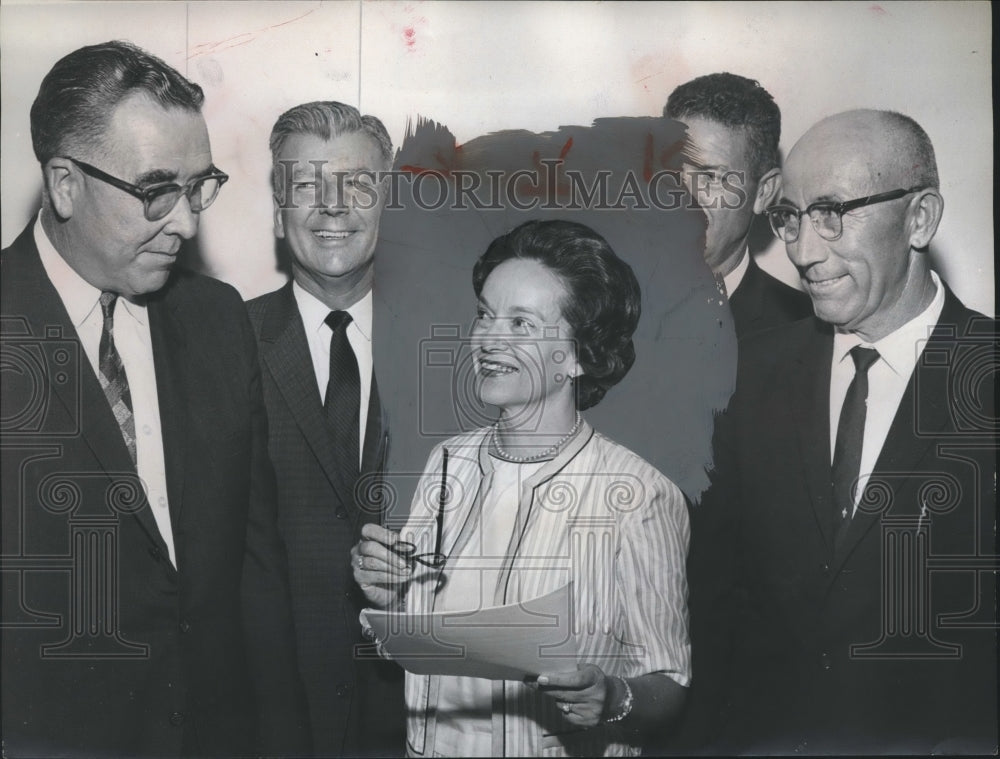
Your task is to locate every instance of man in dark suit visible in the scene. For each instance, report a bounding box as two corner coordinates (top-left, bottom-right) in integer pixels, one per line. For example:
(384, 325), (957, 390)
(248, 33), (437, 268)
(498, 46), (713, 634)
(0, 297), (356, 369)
(246, 101), (402, 756)
(665, 72), (811, 338)
(687, 109), (997, 753)
(0, 41), (310, 757)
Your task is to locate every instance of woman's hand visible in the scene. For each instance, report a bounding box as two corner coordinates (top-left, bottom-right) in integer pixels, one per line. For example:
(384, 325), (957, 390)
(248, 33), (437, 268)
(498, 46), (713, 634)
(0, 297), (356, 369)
(530, 664), (612, 728)
(351, 523), (412, 609)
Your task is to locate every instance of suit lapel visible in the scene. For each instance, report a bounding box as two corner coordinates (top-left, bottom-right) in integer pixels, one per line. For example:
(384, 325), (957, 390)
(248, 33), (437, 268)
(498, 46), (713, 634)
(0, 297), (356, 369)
(5, 224), (170, 556)
(148, 289), (188, 536)
(730, 256), (765, 333)
(258, 284), (358, 517)
(791, 321), (837, 551)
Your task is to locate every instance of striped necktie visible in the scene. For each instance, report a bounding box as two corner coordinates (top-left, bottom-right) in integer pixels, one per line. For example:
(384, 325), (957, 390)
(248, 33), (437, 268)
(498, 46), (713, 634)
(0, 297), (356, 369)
(98, 292), (136, 465)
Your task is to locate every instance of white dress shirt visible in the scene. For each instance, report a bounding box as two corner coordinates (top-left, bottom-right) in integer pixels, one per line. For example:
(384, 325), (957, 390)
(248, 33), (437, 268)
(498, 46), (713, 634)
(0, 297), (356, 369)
(292, 282), (373, 467)
(829, 271), (946, 516)
(722, 246), (751, 297)
(35, 219), (176, 566)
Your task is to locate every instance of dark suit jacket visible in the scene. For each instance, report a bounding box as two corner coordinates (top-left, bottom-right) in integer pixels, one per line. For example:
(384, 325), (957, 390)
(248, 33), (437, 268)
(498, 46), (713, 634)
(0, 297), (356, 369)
(246, 283), (403, 757)
(1, 224), (310, 757)
(728, 254), (812, 340)
(685, 287), (997, 754)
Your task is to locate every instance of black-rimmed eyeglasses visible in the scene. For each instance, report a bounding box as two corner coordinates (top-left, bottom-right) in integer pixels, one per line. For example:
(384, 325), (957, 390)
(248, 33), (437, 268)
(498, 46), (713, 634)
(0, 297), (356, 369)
(766, 187), (926, 243)
(63, 157), (229, 222)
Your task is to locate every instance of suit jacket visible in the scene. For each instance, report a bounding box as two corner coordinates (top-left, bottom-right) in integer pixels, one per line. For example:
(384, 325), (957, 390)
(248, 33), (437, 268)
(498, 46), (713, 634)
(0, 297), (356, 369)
(246, 283), (403, 757)
(1, 223), (310, 757)
(685, 287), (997, 754)
(728, 255), (812, 340)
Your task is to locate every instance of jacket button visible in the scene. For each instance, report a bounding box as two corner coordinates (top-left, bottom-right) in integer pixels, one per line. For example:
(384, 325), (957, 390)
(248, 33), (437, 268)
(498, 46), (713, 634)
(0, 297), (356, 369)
(149, 546), (161, 561)
(169, 711), (185, 726)
(179, 621), (191, 634)
(335, 508), (348, 520)
(821, 563), (830, 573)
(820, 652), (832, 671)
(335, 682), (351, 697)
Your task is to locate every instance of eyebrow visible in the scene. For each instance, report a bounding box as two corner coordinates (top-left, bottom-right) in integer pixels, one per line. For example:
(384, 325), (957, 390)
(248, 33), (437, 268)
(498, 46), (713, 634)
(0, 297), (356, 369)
(775, 194), (841, 207)
(134, 168), (179, 185)
(477, 298), (549, 321)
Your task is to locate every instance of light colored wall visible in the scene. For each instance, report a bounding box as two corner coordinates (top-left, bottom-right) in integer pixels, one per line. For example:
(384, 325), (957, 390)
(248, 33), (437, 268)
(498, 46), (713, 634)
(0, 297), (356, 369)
(2, 1), (993, 315)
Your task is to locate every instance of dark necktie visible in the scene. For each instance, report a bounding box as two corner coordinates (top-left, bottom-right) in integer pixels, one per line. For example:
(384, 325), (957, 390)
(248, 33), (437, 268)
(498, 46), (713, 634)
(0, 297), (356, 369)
(98, 292), (136, 465)
(324, 310), (360, 477)
(831, 345), (880, 545)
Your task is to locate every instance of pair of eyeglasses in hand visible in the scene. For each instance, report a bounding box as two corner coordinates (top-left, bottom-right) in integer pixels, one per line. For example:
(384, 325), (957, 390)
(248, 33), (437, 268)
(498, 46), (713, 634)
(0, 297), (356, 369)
(387, 448), (450, 569)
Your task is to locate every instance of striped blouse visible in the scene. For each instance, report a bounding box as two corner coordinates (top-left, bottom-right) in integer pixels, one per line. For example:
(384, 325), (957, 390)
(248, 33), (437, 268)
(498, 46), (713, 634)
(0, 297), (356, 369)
(398, 422), (690, 757)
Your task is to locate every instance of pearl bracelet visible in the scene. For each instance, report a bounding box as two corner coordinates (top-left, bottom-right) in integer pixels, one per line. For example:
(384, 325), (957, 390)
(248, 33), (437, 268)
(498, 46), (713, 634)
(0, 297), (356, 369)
(603, 676), (634, 723)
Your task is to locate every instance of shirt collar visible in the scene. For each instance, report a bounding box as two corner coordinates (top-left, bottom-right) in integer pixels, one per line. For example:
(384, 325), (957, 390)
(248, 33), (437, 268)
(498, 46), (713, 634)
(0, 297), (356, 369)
(723, 246), (750, 296)
(832, 270), (946, 376)
(292, 280), (373, 342)
(34, 216), (146, 328)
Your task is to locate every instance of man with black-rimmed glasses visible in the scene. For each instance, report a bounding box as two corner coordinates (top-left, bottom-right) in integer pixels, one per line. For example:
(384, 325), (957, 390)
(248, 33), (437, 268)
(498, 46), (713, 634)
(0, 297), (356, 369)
(685, 109), (997, 753)
(1, 40), (310, 756)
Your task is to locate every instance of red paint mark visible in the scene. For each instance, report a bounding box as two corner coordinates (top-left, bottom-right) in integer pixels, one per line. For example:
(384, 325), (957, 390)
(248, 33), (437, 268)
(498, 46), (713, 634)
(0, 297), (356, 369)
(634, 70), (664, 85)
(186, 8), (317, 59)
(644, 134), (685, 181)
(403, 26), (417, 48)
(400, 142), (462, 177)
(869, 5), (888, 15)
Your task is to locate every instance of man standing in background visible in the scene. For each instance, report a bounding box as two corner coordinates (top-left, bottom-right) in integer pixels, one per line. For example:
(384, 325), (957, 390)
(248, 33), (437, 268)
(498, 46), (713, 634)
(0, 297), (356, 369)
(1, 41), (310, 757)
(247, 101), (402, 756)
(666, 72), (811, 338)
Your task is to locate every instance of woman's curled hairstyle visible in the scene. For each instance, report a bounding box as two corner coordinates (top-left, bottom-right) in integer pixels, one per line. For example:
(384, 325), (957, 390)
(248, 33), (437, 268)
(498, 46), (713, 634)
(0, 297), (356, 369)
(472, 219), (641, 410)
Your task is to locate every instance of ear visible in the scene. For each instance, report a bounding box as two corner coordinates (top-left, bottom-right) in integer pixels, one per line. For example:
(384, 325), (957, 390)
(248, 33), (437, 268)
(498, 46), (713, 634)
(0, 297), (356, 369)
(43, 158), (80, 220)
(752, 167), (781, 214)
(272, 194), (285, 239)
(906, 188), (944, 250)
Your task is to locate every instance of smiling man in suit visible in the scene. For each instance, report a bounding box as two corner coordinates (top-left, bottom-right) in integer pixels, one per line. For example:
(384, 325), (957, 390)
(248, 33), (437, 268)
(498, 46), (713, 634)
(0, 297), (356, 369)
(246, 101), (401, 756)
(1, 41), (309, 756)
(686, 109), (997, 753)
(666, 73), (811, 338)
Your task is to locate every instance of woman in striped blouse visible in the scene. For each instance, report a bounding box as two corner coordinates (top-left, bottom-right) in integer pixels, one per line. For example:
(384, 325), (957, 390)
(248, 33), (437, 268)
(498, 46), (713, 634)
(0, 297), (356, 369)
(353, 219), (690, 756)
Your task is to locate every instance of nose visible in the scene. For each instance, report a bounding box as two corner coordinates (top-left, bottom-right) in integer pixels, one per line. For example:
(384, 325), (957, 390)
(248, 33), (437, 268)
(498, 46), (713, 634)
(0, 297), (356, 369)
(471, 316), (510, 351)
(162, 194), (199, 239)
(318, 176), (351, 216)
(785, 214), (827, 271)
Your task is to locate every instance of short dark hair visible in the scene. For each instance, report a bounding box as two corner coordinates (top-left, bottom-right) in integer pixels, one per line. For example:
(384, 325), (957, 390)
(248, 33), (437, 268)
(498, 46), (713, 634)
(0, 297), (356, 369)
(30, 40), (204, 166)
(472, 219), (641, 411)
(665, 72), (780, 180)
(269, 101), (393, 173)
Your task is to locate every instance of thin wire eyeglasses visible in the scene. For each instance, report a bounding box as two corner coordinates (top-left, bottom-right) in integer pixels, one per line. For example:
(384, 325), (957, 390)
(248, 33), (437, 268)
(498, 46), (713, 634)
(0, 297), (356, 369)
(63, 156), (229, 222)
(766, 187), (926, 243)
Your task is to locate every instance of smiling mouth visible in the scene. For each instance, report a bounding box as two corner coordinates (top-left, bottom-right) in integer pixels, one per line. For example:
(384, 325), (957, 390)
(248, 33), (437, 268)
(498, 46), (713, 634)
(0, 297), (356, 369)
(313, 230), (354, 240)
(805, 273), (848, 292)
(477, 358), (518, 376)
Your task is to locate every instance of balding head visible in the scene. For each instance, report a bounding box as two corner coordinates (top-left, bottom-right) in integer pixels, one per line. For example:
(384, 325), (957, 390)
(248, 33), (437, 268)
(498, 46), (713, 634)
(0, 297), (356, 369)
(787, 109), (938, 195)
(777, 109), (944, 341)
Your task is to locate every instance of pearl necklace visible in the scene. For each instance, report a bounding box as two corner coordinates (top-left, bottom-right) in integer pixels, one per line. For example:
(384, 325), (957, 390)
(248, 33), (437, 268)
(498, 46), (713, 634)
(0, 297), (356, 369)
(491, 411), (582, 463)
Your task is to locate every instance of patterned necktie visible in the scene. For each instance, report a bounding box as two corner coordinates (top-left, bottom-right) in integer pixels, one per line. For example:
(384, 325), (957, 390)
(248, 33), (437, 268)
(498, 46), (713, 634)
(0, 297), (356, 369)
(324, 310), (360, 477)
(831, 345), (880, 545)
(98, 292), (136, 465)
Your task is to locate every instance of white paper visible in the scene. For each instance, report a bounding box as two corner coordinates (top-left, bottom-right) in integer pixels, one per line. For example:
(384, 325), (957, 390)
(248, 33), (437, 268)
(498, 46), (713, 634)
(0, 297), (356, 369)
(361, 583), (578, 680)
